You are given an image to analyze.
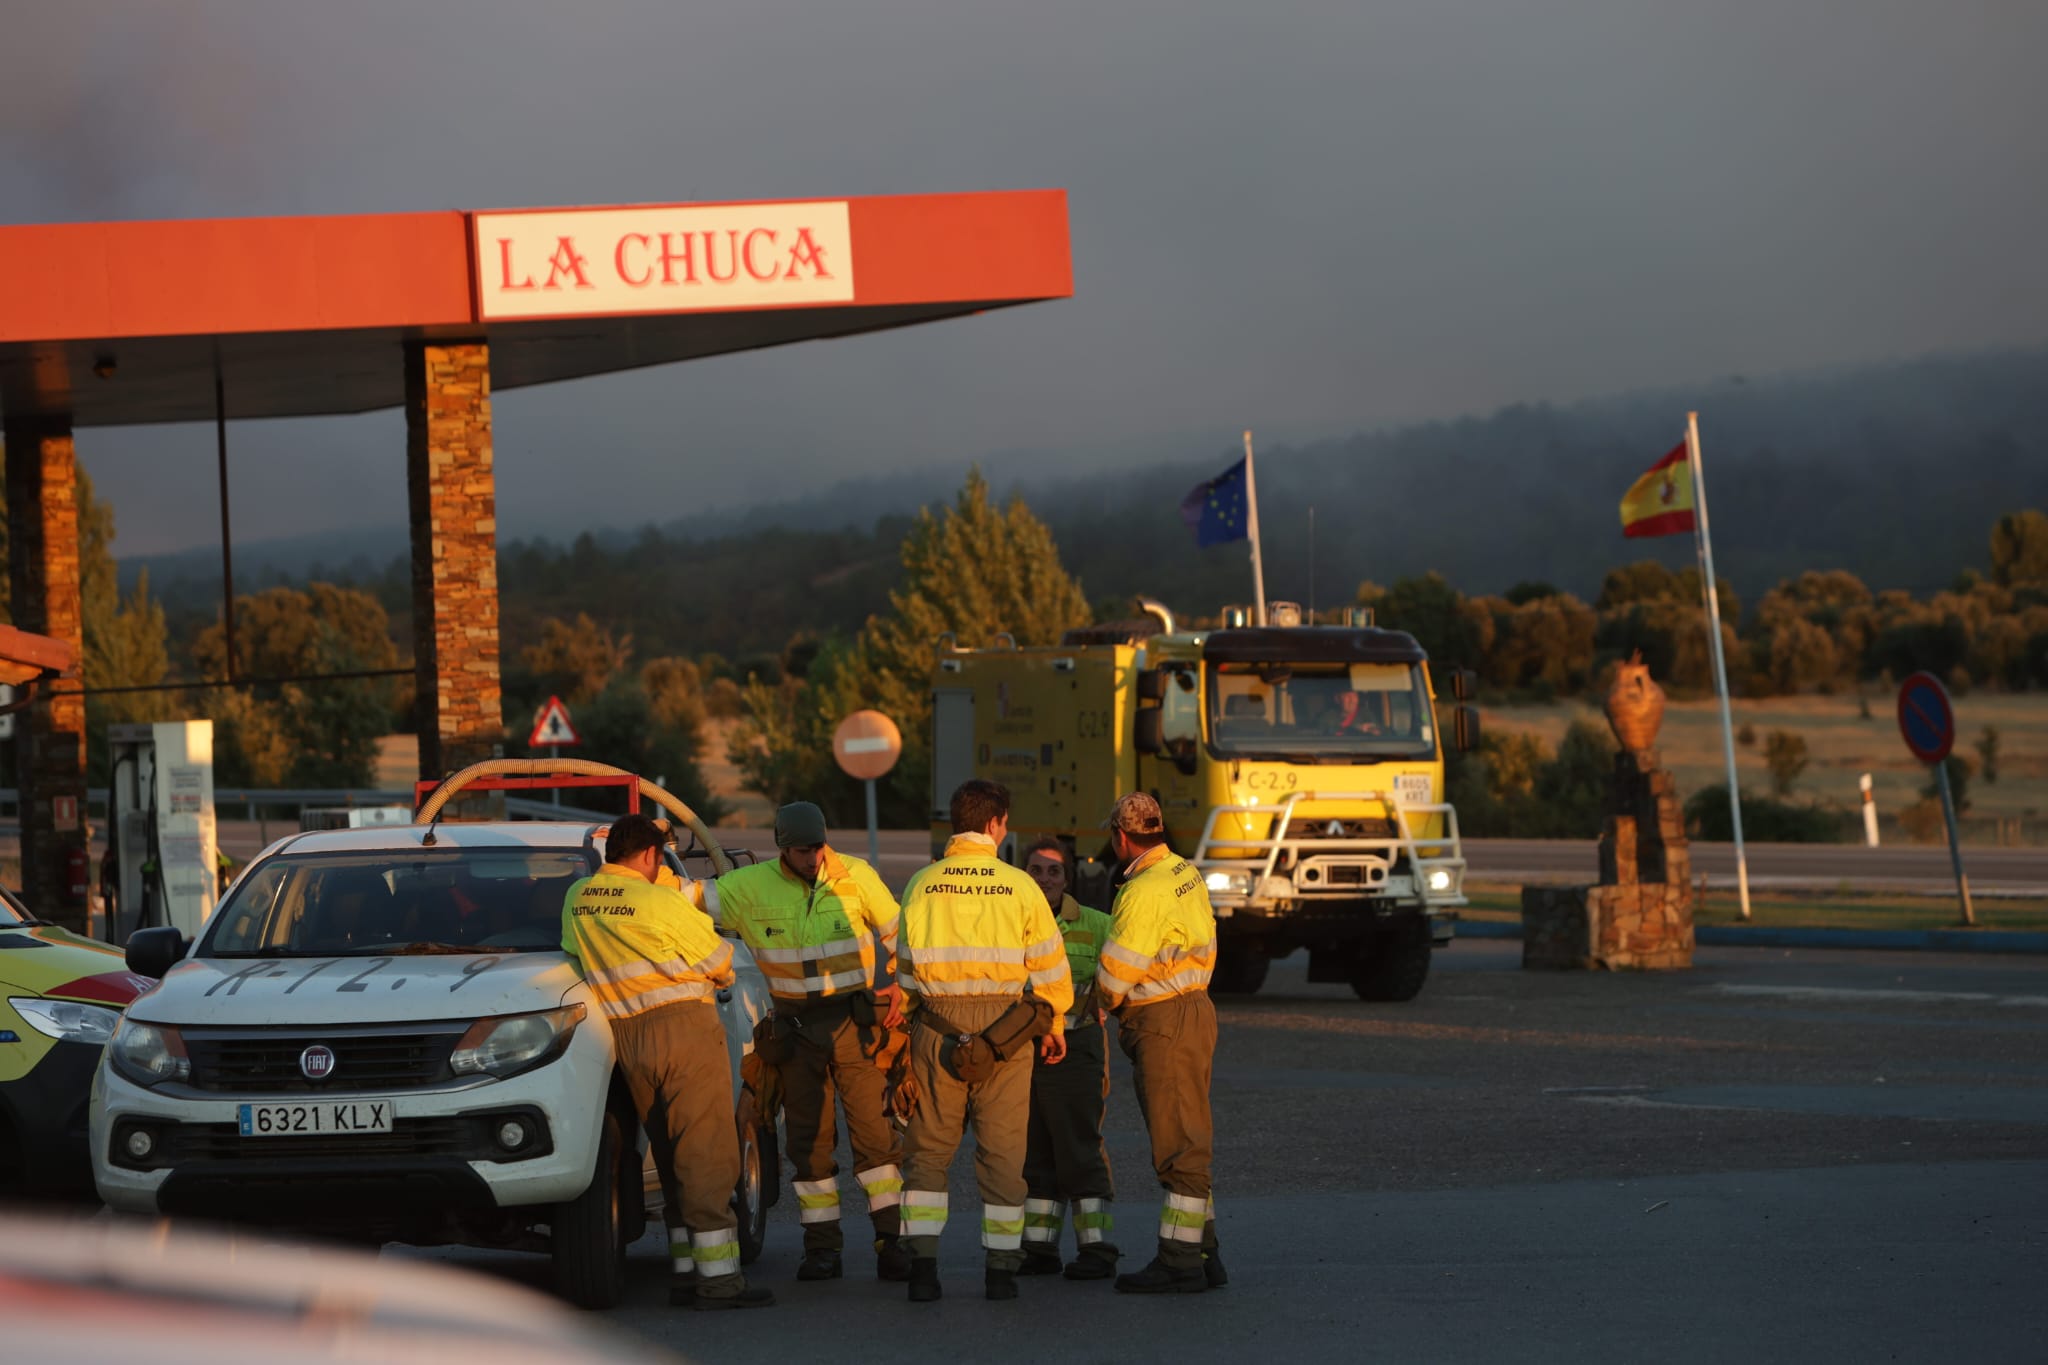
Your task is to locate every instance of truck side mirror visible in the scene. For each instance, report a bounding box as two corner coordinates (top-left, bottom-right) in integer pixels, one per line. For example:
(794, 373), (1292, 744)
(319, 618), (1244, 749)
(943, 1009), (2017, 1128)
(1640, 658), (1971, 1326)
(126, 926), (190, 979)
(1452, 669), (1476, 702)
(1136, 670), (1166, 703)
(1454, 706), (1482, 754)
(1134, 708), (1164, 754)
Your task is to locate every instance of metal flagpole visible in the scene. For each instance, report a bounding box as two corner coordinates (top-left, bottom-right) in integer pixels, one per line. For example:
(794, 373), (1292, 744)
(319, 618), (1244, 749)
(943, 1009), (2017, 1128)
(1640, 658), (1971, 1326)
(1243, 430), (1269, 626)
(1686, 411), (1752, 921)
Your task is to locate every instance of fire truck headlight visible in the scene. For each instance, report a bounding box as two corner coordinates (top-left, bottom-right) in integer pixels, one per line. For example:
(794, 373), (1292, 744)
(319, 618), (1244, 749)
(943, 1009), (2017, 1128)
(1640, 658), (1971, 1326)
(1427, 869), (1455, 893)
(1205, 871), (1250, 896)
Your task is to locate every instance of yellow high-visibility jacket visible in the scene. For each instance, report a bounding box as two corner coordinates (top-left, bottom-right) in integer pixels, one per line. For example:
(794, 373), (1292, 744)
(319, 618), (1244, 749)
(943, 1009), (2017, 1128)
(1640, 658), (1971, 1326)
(1098, 844), (1216, 1013)
(715, 847), (900, 1006)
(898, 833), (1074, 1034)
(561, 862), (736, 1021)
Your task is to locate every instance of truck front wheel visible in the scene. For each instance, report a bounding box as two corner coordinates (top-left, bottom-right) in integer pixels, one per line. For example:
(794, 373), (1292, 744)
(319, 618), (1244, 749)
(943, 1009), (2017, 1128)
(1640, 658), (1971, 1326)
(1350, 930), (1431, 1003)
(1208, 941), (1270, 995)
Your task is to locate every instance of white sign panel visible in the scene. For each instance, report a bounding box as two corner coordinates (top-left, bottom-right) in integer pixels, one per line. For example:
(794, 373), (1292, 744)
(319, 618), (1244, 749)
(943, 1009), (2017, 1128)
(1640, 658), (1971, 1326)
(475, 202), (856, 320)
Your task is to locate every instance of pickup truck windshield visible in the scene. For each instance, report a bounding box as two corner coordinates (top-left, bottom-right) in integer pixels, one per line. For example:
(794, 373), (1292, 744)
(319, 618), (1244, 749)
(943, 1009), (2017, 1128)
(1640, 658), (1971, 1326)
(204, 849), (598, 957)
(1208, 661), (1437, 762)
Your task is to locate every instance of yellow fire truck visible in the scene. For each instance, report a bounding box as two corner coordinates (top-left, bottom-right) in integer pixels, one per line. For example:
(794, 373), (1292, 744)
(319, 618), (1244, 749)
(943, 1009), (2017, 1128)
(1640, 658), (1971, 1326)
(929, 601), (1479, 1001)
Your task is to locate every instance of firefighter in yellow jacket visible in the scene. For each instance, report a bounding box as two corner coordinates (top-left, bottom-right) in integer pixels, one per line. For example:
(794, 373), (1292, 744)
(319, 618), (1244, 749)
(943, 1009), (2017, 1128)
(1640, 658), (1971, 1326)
(896, 779), (1073, 1303)
(714, 801), (911, 1283)
(1097, 791), (1227, 1294)
(561, 813), (774, 1311)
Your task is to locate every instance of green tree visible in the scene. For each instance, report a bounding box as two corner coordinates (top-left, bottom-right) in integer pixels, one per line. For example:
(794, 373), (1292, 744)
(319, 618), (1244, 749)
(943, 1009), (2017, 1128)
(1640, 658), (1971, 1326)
(1976, 725), (2001, 785)
(521, 613), (633, 704)
(193, 584), (402, 787)
(1762, 729), (1809, 796)
(735, 470), (1090, 825)
(1990, 509), (2048, 586)
(1358, 573), (1488, 671)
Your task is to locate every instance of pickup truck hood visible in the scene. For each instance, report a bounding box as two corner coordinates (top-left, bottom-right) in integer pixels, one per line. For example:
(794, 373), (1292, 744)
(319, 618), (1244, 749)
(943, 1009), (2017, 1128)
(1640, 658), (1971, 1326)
(129, 952), (588, 1027)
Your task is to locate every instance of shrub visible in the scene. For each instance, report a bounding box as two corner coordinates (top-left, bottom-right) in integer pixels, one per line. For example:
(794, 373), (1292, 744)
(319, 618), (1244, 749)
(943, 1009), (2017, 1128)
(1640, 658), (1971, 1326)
(1763, 730), (1810, 796)
(1684, 784), (1853, 843)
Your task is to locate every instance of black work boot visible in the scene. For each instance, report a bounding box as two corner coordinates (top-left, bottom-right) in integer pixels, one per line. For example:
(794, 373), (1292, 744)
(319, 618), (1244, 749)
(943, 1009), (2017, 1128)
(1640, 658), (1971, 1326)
(875, 1235), (913, 1282)
(797, 1248), (843, 1281)
(1019, 1248), (1064, 1276)
(1064, 1244), (1120, 1281)
(1203, 1250), (1229, 1288)
(691, 1283), (777, 1310)
(908, 1257), (942, 1302)
(985, 1268), (1019, 1301)
(1114, 1256), (1206, 1294)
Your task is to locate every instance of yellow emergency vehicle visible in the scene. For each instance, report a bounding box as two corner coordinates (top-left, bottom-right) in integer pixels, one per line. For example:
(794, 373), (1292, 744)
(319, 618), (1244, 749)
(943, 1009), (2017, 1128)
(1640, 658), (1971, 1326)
(930, 600), (1479, 1003)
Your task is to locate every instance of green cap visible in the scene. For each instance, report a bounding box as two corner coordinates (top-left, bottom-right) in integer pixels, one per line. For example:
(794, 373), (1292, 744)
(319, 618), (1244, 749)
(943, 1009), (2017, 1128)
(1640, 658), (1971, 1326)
(775, 801), (829, 849)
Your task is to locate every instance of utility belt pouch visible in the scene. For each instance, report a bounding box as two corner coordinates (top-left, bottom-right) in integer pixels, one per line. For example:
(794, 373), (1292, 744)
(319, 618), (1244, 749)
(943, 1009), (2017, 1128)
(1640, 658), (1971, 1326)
(848, 989), (879, 1029)
(751, 1015), (791, 1067)
(982, 995), (1055, 1060)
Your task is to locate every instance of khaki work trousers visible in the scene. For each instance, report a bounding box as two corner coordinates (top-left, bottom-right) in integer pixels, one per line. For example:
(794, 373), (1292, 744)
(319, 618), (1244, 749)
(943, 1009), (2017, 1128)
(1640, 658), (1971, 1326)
(1118, 990), (1220, 1271)
(612, 1001), (747, 1292)
(1023, 1021), (1117, 1261)
(899, 995), (1034, 1272)
(778, 1004), (904, 1252)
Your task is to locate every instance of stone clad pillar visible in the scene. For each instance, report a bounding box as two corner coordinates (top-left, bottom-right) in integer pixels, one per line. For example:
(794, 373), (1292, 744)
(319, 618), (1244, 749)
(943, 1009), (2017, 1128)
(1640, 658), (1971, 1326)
(4, 417), (89, 928)
(405, 342), (502, 780)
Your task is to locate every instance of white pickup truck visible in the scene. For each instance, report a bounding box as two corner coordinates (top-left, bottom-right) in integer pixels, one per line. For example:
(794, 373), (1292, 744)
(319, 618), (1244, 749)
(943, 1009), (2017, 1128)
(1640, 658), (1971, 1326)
(91, 814), (777, 1309)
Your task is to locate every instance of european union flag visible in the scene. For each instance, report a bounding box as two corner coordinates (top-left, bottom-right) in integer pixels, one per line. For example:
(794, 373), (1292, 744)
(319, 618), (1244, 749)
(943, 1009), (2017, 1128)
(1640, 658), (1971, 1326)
(1180, 458), (1249, 547)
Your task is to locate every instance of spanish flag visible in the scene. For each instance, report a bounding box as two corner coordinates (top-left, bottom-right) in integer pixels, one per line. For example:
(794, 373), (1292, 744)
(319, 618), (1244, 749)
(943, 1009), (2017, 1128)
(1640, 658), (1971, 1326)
(1619, 441), (1697, 538)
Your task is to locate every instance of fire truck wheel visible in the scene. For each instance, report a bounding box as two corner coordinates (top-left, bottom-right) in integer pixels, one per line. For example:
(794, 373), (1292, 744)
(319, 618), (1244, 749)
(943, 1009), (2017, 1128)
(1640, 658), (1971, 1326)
(1350, 931), (1431, 1002)
(1208, 941), (1270, 995)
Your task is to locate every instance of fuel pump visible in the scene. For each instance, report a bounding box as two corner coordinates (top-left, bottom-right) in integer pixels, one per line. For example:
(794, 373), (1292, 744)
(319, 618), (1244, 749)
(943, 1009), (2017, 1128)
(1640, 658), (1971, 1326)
(107, 721), (219, 942)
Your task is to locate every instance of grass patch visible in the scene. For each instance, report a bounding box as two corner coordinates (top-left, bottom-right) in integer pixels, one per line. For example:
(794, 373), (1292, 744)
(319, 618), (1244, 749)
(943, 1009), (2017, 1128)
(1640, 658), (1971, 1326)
(1460, 880), (2048, 934)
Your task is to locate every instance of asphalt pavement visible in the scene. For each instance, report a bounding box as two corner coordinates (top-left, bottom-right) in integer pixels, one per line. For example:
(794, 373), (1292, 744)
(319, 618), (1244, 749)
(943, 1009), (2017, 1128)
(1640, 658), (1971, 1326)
(405, 941), (2048, 1363)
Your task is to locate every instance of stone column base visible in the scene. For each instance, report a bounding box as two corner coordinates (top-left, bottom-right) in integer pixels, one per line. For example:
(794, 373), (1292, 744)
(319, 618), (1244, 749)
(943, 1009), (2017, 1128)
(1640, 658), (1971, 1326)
(1521, 883), (1694, 971)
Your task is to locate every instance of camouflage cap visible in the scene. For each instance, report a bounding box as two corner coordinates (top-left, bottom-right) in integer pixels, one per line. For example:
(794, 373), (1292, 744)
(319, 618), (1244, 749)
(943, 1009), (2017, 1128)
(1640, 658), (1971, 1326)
(1105, 791), (1165, 835)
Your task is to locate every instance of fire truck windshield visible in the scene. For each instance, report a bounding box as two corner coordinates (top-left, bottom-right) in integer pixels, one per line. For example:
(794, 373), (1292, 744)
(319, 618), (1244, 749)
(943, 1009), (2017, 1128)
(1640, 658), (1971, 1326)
(1207, 661), (1437, 762)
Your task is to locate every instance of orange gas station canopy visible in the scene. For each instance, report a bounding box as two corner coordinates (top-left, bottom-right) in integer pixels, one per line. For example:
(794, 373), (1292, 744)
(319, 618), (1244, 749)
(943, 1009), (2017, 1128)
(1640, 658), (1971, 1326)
(0, 190), (1071, 425)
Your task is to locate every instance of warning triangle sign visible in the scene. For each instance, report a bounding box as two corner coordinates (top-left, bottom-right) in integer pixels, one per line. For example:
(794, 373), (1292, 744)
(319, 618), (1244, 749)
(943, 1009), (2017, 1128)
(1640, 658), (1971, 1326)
(530, 695), (581, 748)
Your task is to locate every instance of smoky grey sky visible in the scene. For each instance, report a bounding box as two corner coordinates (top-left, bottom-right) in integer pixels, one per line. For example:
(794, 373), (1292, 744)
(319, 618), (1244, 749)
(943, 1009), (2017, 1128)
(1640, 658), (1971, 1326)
(4, 0), (2045, 555)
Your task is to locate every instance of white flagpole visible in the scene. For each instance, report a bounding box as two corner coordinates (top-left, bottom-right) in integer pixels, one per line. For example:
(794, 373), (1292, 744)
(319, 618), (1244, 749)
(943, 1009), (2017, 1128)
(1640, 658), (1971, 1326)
(1687, 411), (1752, 921)
(1243, 429), (1269, 626)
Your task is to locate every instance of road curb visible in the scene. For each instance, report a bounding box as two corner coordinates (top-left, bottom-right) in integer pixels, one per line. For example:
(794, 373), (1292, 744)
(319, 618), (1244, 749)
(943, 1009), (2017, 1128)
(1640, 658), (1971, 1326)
(1453, 919), (2048, 955)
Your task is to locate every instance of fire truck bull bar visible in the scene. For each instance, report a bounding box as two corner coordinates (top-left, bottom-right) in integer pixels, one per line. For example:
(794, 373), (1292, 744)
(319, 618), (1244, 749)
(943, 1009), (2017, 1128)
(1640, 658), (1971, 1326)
(1191, 789), (1467, 918)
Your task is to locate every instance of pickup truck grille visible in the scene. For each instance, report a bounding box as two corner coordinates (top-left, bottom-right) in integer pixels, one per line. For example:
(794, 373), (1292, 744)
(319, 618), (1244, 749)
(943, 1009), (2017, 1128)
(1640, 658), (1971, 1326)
(183, 1025), (466, 1093)
(174, 1117), (476, 1161)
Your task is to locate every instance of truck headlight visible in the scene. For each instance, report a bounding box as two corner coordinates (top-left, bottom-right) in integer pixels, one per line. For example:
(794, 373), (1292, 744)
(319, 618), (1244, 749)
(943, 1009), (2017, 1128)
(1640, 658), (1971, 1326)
(451, 1004), (587, 1079)
(1427, 869), (1455, 893)
(11, 997), (120, 1046)
(109, 1019), (191, 1086)
(1205, 870), (1250, 896)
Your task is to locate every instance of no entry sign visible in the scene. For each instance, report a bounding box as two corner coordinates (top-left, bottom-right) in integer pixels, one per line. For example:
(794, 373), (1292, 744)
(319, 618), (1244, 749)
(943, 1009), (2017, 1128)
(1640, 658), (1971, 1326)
(834, 710), (902, 781)
(1896, 672), (1956, 764)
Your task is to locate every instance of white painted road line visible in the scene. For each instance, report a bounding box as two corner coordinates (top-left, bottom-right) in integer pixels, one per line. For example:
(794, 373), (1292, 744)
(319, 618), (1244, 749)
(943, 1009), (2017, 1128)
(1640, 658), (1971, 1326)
(1707, 983), (2048, 1008)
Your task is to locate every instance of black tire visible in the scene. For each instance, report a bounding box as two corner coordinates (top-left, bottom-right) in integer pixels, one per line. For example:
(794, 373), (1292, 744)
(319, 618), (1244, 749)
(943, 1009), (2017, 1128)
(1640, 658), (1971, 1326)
(1208, 941), (1270, 995)
(732, 1119), (769, 1266)
(553, 1109), (629, 1310)
(1350, 932), (1431, 1002)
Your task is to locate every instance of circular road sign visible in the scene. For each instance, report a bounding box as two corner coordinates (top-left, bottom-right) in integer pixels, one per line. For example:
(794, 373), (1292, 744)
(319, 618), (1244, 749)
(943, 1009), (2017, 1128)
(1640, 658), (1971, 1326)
(1896, 671), (1956, 764)
(833, 710), (902, 781)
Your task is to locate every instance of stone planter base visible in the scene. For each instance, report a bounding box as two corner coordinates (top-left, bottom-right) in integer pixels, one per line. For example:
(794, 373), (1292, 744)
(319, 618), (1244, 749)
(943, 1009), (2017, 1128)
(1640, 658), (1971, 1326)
(1521, 883), (1695, 970)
